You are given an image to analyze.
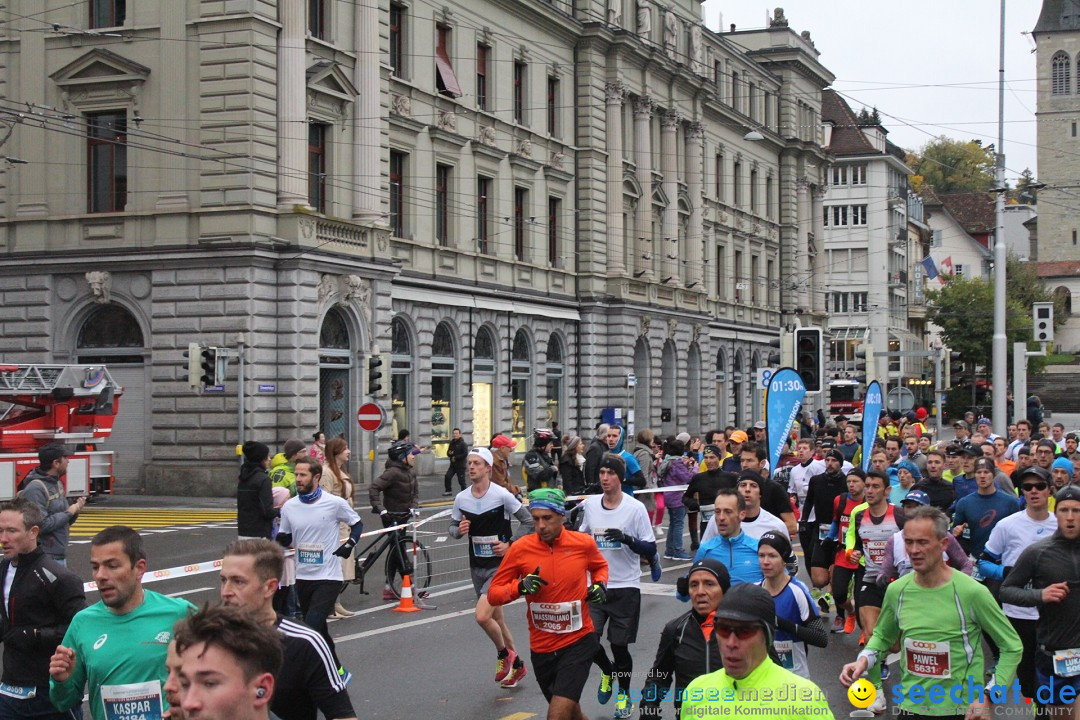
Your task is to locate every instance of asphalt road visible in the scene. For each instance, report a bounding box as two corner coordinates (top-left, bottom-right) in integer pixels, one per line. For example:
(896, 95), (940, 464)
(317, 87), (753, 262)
(55, 503), (1039, 720)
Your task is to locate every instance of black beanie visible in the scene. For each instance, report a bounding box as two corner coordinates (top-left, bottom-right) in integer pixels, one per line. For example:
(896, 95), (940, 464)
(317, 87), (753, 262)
(757, 530), (795, 564)
(243, 441), (270, 465)
(598, 453), (626, 481)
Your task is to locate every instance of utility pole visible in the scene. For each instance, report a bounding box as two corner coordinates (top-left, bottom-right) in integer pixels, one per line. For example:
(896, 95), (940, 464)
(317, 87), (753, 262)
(991, 0), (1008, 436)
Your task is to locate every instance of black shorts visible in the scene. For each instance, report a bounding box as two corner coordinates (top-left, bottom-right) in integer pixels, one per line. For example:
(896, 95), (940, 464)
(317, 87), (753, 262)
(810, 538), (836, 569)
(532, 632), (600, 703)
(856, 579), (886, 609)
(588, 587), (642, 646)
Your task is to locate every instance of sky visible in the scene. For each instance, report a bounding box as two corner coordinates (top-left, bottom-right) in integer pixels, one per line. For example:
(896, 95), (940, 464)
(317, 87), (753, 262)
(701, 1), (1042, 184)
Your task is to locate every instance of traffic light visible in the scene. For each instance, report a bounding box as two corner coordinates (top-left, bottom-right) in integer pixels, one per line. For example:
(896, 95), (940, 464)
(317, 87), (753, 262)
(1033, 302), (1054, 343)
(854, 343), (875, 384)
(794, 327), (824, 393)
(368, 355), (384, 398)
(184, 343), (202, 388)
(200, 346), (218, 387)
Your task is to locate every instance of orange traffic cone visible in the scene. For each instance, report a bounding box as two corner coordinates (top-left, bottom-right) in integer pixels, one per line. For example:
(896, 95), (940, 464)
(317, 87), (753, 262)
(392, 574), (422, 613)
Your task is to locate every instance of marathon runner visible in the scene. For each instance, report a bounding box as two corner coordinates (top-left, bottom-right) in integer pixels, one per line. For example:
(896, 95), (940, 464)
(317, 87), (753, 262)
(577, 454), (658, 718)
(487, 488), (609, 720)
(756, 531), (827, 681)
(1000, 485), (1080, 712)
(639, 558), (730, 718)
(49, 526), (196, 720)
(826, 468), (866, 634)
(803, 448), (849, 614)
(449, 447), (534, 689)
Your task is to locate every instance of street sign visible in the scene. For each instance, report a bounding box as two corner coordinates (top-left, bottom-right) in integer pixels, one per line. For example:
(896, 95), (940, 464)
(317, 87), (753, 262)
(257, 384), (276, 393)
(886, 387), (915, 413)
(756, 368), (775, 389)
(357, 402), (385, 431)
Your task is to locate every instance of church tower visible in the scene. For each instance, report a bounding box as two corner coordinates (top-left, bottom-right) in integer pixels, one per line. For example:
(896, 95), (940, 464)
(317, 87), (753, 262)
(1035, 0), (1080, 261)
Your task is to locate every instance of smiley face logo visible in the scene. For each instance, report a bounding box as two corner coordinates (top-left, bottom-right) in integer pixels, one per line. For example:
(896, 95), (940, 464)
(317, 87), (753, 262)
(847, 678), (876, 709)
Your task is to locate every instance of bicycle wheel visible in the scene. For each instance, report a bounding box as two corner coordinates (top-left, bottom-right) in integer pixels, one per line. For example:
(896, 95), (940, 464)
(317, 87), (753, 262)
(385, 538), (432, 599)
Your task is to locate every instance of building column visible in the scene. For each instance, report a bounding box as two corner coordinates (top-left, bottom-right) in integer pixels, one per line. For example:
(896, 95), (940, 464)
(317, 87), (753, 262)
(687, 122), (704, 288)
(660, 109), (680, 286)
(605, 82), (626, 276)
(633, 96), (654, 279)
(796, 179), (810, 311)
(353, 0), (382, 223)
(278, 0), (308, 209)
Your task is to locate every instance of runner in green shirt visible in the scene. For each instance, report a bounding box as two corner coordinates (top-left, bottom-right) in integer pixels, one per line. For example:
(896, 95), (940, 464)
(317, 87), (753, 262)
(49, 526), (195, 720)
(840, 506), (1022, 718)
(681, 583), (835, 720)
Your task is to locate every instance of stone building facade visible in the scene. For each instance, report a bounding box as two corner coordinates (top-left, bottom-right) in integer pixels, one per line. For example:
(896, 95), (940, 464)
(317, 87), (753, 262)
(0, 1), (831, 494)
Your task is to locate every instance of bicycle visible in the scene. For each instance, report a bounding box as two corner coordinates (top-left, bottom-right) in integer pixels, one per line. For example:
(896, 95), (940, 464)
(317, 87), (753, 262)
(339, 511), (432, 601)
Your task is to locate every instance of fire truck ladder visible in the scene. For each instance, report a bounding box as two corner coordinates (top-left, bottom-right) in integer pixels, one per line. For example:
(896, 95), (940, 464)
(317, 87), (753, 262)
(0, 364), (117, 397)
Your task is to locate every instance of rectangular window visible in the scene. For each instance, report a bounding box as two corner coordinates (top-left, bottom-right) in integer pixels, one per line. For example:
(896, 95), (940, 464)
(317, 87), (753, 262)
(514, 187), (528, 261)
(733, 161), (742, 206)
(435, 164), (451, 246)
(435, 26), (463, 97)
(90, 0), (125, 29)
(750, 254), (759, 303)
(477, 175), (491, 254)
(831, 165), (847, 186)
(476, 44), (489, 110)
(767, 259), (775, 306)
(748, 82), (757, 121)
(851, 205), (868, 226)
(955, 264), (965, 277)
(308, 0), (327, 39)
(731, 71), (739, 109)
(308, 123), (328, 213)
(717, 245), (726, 300)
(734, 250), (744, 302)
(513, 61), (526, 124)
(851, 164), (867, 185)
(715, 153), (724, 201)
(765, 176), (773, 218)
(390, 5), (405, 78)
(1074, 122), (1077, 138)
(87, 110), (127, 213)
(390, 151), (406, 237)
(750, 169), (758, 213)
(547, 76), (559, 136)
(1074, 229), (1078, 246)
(547, 197), (560, 267)
(714, 61), (723, 89)
(764, 92), (773, 129)
(853, 292), (868, 312)
(932, 229), (943, 247)
(830, 206), (848, 227)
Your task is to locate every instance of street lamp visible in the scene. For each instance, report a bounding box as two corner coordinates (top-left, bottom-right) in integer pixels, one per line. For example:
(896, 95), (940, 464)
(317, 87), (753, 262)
(743, 129), (765, 141)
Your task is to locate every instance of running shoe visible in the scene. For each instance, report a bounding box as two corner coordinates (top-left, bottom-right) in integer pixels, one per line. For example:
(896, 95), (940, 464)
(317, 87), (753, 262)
(649, 553), (663, 582)
(881, 661), (890, 681)
(500, 663), (527, 689)
(844, 614), (857, 634)
(441, 490), (452, 496)
(869, 688), (886, 715)
(831, 615), (845, 633)
(858, 631), (866, 646)
(597, 672), (614, 704)
(817, 591), (833, 614)
(495, 649), (518, 683)
(614, 690), (634, 719)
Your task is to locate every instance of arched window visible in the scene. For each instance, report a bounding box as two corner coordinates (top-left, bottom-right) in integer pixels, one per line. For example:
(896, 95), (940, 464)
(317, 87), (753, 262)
(687, 344), (702, 432)
(472, 326), (497, 444)
(511, 330), (532, 450)
(661, 340), (678, 435)
(1053, 51), (1071, 95)
(76, 305), (144, 364)
(318, 308), (352, 442)
(545, 334), (565, 431)
(1056, 286), (1073, 317)
(390, 317), (414, 441)
(634, 337), (651, 428)
(431, 322), (456, 457)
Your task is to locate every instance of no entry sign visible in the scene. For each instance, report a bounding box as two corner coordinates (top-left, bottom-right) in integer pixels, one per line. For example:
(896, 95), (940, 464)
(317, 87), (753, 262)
(357, 402), (385, 431)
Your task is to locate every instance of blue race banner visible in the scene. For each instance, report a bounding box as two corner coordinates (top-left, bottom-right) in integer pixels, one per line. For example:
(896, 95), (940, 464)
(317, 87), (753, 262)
(765, 368), (807, 479)
(861, 380), (883, 472)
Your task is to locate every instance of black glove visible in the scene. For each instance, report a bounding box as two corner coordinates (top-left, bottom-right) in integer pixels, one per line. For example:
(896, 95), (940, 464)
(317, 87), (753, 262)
(519, 567), (548, 595)
(275, 532), (293, 548)
(774, 615), (797, 635)
(380, 512), (396, 529)
(676, 574), (689, 597)
(333, 539), (357, 558)
(683, 497), (700, 513)
(587, 582), (607, 604)
(604, 528), (631, 545)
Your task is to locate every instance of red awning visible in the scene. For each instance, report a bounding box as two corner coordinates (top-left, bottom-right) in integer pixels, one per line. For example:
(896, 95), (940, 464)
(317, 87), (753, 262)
(435, 46), (463, 98)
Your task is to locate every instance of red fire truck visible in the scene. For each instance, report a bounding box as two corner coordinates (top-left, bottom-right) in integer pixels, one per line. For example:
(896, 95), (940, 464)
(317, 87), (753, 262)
(0, 364), (123, 500)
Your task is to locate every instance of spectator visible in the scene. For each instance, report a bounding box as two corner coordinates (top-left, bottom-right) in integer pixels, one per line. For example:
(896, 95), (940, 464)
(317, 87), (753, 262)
(17, 443), (85, 565)
(443, 428), (469, 496)
(238, 441), (277, 540)
(308, 431), (327, 466)
(271, 439), (307, 497)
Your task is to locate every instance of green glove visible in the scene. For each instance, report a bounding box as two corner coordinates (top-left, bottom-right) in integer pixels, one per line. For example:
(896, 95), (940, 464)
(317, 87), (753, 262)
(587, 582), (607, 604)
(519, 566), (548, 595)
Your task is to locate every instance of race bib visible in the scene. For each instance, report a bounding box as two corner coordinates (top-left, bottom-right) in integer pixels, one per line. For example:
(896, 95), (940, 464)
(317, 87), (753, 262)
(1053, 648), (1080, 678)
(593, 529), (621, 550)
(529, 600), (583, 634)
(0, 683), (35, 699)
(774, 640), (795, 670)
(471, 534), (499, 558)
(818, 524), (831, 541)
(101, 681), (164, 720)
(865, 540), (887, 567)
(905, 638), (951, 678)
(297, 543), (324, 565)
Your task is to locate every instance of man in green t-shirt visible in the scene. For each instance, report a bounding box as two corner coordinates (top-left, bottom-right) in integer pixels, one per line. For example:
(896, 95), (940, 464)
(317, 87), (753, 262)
(681, 583), (834, 720)
(840, 506), (1023, 718)
(49, 525), (195, 720)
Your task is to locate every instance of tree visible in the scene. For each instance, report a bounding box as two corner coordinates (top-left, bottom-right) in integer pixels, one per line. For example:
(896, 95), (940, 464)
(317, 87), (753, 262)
(1009, 168), (1039, 205)
(855, 107), (881, 127)
(907, 136), (996, 194)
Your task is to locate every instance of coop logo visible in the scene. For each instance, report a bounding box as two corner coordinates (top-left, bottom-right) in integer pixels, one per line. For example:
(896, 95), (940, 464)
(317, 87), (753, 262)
(908, 641), (937, 650)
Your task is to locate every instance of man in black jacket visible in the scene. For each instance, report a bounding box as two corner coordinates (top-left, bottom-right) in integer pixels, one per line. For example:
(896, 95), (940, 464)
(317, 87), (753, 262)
(639, 558), (730, 717)
(0, 497), (85, 720)
(443, 428), (469, 496)
(238, 441), (278, 539)
(802, 449), (848, 610)
(583, 423), (610, 492)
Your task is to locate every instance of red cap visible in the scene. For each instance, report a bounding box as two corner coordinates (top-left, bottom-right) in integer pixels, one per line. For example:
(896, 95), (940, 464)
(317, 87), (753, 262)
(491, 435), (515, 449)
(915, 407), (928, 420)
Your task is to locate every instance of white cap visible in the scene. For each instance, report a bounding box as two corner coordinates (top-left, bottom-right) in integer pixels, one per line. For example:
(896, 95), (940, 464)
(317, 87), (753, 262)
(468, 447), (494, 466)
